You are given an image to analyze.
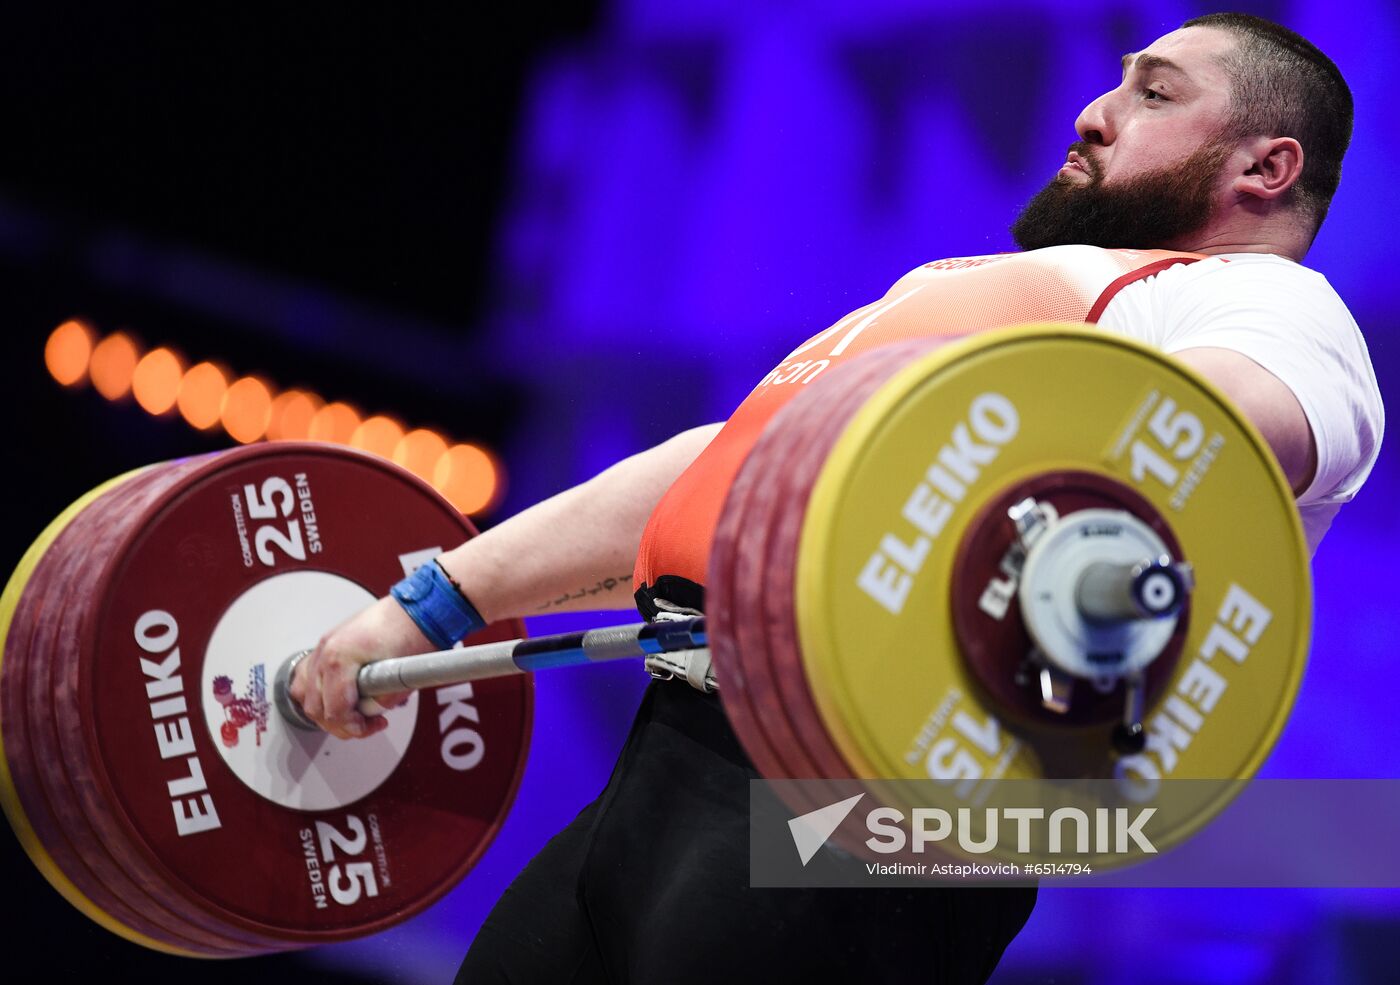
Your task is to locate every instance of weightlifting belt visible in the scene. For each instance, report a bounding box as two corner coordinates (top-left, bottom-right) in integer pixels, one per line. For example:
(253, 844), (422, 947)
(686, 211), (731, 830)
(634, 245), (1207, 618)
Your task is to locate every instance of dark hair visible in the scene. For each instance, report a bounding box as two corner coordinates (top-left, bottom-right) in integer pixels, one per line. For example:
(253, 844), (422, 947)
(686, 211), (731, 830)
(1182, 12), (1352, 231)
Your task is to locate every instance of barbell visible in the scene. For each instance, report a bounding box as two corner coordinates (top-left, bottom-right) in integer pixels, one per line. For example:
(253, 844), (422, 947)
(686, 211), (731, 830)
(0, 324), (1308, 956)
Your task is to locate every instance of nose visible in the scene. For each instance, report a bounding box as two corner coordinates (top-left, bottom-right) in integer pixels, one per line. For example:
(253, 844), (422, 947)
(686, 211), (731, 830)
(1075, 90), (1115, 146)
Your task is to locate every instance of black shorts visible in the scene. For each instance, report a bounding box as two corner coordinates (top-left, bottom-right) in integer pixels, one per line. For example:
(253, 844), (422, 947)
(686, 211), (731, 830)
(456, 679), (1036, 984)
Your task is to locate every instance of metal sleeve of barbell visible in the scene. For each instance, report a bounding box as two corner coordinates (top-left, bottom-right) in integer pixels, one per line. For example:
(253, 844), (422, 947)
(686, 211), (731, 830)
(355, 616), (708, 697)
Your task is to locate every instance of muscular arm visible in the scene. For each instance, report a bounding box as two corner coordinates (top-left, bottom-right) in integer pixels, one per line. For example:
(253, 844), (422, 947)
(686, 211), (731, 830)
(291, 422), (722, 737)
(441, 423), (724, 620)
(1173, 346), (1317, 495)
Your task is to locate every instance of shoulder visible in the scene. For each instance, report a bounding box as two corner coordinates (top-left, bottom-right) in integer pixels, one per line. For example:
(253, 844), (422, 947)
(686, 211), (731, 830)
(1103, 252), (1363, 351)
(896, 245), (1171, 284)
(1104, 252), (1383, 510)
(1131, 253), (1351, 319)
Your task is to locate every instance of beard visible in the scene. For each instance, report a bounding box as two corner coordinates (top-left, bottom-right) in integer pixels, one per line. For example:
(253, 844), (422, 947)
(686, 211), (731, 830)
(1010, 141), (1234, 251)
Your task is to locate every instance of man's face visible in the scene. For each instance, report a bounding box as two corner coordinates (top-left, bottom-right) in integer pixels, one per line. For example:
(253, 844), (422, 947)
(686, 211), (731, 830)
(1011, 26), (1241, 251)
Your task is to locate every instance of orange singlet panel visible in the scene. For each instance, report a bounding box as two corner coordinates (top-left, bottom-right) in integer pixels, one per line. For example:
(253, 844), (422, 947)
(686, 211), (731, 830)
(633, 245), (1207, 616)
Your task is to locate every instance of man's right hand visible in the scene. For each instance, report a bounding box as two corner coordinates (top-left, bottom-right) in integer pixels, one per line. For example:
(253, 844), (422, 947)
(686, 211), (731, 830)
(288, 595), (430, 740)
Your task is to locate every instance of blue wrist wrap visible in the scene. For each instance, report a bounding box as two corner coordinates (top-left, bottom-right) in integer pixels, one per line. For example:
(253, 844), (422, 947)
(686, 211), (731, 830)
(389, 560), (486, 650)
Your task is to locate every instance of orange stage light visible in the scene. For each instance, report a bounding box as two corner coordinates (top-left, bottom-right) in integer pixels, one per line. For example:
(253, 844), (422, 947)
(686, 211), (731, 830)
(222, 376), (274, 444)
(393, 428), (449, 482)
(89, 332), (140, 400)
(132, 348), (185, 415)
(45, 320), (95, 387)
(50, 323), (506, 506)
(308, 401), (361, 445)
(433, 443), (501, 515)
(178, 362), (229, 430)
(267, 390), (324, 441)
(350, 415), (406, 460)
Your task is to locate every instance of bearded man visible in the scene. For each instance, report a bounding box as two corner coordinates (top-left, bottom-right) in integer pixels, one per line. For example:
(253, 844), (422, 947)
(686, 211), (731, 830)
(292, 12), (1382, 984)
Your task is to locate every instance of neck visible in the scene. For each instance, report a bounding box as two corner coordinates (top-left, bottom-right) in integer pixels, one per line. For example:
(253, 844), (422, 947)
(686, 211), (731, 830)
(1162, 211), (1310, 262)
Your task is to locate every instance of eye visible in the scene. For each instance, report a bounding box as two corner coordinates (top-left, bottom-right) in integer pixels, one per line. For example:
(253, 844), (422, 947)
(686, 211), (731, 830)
(1142, 87), (1168, 102)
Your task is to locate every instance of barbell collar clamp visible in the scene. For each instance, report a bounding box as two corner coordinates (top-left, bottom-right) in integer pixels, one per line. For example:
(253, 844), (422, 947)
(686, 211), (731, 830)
(1039, 664), (1073, 714)
(1112, 673), (1149, 756)
(1009, 496), (1058, 551)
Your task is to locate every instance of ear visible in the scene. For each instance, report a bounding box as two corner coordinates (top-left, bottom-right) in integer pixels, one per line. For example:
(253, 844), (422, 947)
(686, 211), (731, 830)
(1233, 136), (1304, 202)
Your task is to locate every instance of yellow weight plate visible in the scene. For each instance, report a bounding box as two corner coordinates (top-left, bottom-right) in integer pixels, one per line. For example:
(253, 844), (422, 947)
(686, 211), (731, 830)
(0, 467), (198, 957)
(794, 324), (1308, 859)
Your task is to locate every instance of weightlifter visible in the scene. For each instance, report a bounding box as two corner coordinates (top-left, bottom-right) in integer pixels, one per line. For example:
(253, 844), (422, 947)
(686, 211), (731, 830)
(291, 13), (1383, 984)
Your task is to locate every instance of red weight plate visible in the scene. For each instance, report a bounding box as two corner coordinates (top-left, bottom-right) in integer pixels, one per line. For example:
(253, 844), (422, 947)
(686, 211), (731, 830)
(711, 341), (935, 820)
(710, 345), (899, 787)
(743, 348), (925, 831)
(750, 346), (901, 777)
(753, 338), (988, 868)
(949, 470), (1190, 727)
(3, 462), (259, 954)
(707, 484), (783, 783)
(711, 454), (838, 827)
(765, 346), (923, 808)
(49, 443), (530, 950)
(21, 459), (286, 953)
(757, 341), (933, 782)
(709, 402), (812, 787)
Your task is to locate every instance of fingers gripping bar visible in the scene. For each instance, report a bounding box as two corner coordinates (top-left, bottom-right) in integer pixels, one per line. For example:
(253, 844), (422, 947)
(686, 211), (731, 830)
(274, 617), (709, 731)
